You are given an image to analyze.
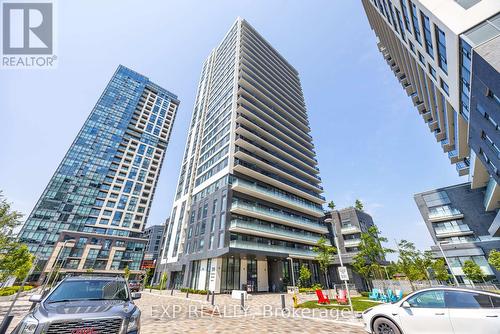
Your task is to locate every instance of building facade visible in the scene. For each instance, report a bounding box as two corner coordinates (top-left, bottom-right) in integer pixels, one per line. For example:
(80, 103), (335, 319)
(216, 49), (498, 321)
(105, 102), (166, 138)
(20, 65), (179, 279)
(414, 183), (500, 283)
(43, 231), (148, 278)
(158, 18), (328, 293)
(468, 29), (500, 217)
(362, 1), (500, 211)
(325, 207), (377, 291)
(143, 224), (165, 263)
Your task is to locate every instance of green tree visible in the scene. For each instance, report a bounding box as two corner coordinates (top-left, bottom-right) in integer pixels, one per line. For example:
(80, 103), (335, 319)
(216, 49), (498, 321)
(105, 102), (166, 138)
(396, 240), (430, 289)
(0, 192), (34, 282)
(432, 258), (451, 282)
(488, 250), (500, 271)
(298, 265), (312, 288)
(124, 266), (130, 280)
(160, 272), (168, 290)
(352, 226), (393, 284)
(327, 201), (336, 211)
(312, 236), (336, 289)
(145, 268), (154, 286)
(354, 199), (364, 211)
(462, 260), (486, 286)
(85, 268), (94, 273)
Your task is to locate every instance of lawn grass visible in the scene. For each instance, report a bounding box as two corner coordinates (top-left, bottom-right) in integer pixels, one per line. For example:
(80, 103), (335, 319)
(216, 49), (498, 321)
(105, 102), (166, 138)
(296, 296), (381, 312)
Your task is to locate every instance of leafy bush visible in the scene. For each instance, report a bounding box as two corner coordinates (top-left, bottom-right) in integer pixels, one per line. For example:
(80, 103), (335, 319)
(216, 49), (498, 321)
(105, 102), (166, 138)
(0, 285), (33, 296)
(360, 292), (369, 297)
(180, 288), (208, 295)
(299, 283), (324, 293)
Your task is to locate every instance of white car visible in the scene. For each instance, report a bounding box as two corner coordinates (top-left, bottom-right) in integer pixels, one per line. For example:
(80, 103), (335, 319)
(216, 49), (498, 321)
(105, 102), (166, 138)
(362, 287), (500, 334)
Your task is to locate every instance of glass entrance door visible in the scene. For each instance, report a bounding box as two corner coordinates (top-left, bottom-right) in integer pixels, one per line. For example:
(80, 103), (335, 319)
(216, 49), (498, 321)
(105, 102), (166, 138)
(247, 259), (257, 292)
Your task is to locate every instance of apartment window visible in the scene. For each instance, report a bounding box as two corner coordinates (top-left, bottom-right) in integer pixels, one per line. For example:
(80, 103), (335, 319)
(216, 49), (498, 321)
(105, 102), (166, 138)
(409, 2), (422, 44)
(418, 51), (425, 65)
(394, 8), (407, 41)
(423, 191), (450, 207)
(481, 131), (500, 157)
(487, 89), (500, 106)
(428, 64), (436, 79)
(409, 40), (415, 54)
(435, 26), (448, 74)
(477, 104), (499, 130)
(420, 11), (434, 58)
(440, 78), (449, 96)
(400, 0), (411, 32)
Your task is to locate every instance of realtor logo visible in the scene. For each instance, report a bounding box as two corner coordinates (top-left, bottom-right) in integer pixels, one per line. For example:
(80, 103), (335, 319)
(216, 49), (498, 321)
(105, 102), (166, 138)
(2, 1), (56, 68)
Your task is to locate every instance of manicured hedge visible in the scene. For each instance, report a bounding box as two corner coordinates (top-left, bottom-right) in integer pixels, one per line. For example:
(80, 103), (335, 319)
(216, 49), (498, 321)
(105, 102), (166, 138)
(180, 288), (208, 295)
(0, 285), (33, 296)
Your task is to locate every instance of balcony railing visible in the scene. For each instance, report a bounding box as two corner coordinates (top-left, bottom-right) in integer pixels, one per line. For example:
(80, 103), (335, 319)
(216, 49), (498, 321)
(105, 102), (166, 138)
(229, 219), (325, 244)
(229, 240), (316, 258)
(340, 225), (361, 234)
(343, 239), (361, 247)
(232, 178), (324, 215)
(234, 146), (322, 190)
(234, 159), (325, 201)
(434, 224), (471, 235)
(231, 200), (327, 233)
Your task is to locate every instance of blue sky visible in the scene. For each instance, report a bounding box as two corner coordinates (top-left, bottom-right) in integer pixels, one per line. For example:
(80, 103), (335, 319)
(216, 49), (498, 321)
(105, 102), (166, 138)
(0, 0), (464, 254)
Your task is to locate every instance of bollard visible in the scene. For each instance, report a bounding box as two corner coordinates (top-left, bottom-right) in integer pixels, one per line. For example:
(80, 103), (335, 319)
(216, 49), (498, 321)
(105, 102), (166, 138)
(280, 294), (286, 311)
(0, 315), (14, 334)
(206, 290), (210, 302)
(241, 292), (245, 311)
(186, 290), (189, 298)
(211, 291), (215, 306)
(171, 288), (174, 296)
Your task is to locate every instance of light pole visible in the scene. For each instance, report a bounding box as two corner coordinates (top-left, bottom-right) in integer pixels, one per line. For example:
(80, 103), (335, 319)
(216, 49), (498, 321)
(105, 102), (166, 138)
(437, 241), (460, 286)
(325, 217), (353, 314)
(42, 239), (75, 292)
(382, 265), (390, 280)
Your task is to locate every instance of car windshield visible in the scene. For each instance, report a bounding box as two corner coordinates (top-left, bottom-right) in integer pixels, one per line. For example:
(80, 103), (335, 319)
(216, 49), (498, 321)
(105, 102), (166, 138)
(46, 280), (129, 303)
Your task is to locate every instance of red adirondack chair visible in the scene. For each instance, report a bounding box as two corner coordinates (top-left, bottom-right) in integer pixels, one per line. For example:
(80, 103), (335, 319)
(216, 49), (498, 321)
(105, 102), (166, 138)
(315, 289), (330, 304)
(336, 289), (348, 305)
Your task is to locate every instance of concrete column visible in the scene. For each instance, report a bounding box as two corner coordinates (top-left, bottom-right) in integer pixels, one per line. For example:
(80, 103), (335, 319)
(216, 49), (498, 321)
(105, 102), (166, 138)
(209, 257), (222, 293)
(257, 259), (268, 292)
(198, 259), (208, 290)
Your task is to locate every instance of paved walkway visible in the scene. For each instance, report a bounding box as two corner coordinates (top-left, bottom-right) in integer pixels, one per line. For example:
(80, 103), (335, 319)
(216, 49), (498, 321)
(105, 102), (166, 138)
(137, 291), (365, 333)
(0, 294), (33, 331)
(0, 290), (366, 334)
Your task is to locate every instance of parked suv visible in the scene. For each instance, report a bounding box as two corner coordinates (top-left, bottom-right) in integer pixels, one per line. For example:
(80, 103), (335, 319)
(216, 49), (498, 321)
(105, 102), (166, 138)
(13, 276), (141, 334)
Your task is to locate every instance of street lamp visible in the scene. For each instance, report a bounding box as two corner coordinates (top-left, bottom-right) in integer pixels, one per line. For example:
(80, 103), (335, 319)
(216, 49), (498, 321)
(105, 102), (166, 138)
(437, 241), (460, 286)
(42, 239), (75, 292)
(325, 217), (353, 314)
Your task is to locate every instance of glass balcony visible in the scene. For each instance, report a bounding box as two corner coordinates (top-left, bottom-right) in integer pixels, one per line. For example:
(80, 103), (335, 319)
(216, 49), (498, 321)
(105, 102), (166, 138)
(234, 146), (322, 190)
(229, 240), (316, 258)
(231, 200), (328, 233)
(234, 159), (325, 201)
(229, 219), (325, 245)
(428, 205), (463, 221)
(232, 178), (324, 216)
(235, 132), (320, 181)
(434, 224), (471, 236)
(343, 239), (361, 247)
(340, 225), (361, 234)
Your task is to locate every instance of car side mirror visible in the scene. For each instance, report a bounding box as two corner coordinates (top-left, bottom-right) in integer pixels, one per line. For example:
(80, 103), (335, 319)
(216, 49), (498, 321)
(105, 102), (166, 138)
(401, 301), (411, 309)
(131, 292), (141, 300)
(29, 294), (43, 303)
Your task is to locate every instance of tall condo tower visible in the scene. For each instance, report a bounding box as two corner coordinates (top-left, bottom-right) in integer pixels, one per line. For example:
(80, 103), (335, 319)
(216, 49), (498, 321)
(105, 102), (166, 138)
(20, 65), (179, 278)
(159, 18), (327, 293)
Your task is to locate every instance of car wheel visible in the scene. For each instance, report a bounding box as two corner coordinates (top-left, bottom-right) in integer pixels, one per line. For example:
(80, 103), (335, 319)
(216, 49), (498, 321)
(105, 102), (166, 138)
(373, 317), (401, 334)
